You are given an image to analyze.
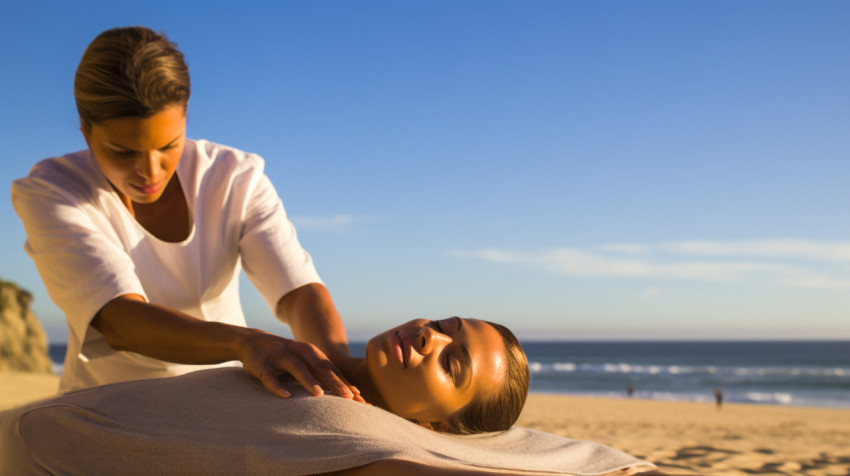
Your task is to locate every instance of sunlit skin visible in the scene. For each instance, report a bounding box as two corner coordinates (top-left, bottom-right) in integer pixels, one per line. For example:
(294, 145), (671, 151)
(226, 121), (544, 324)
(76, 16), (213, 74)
(81, 105), (188, 231)
(351, 317), (507, 430)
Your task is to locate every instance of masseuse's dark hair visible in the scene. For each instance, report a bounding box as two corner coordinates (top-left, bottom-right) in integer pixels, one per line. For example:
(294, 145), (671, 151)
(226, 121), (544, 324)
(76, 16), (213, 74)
(448, 321), (529, 434)
(75, 26), (190, 130)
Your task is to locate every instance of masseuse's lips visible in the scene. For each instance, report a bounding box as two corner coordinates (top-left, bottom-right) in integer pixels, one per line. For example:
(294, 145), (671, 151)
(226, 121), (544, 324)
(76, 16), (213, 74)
(131, 181), (164, 195)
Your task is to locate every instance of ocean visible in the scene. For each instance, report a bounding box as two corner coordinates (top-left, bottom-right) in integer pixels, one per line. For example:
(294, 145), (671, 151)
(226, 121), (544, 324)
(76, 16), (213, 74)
(49, 340), (850, 409)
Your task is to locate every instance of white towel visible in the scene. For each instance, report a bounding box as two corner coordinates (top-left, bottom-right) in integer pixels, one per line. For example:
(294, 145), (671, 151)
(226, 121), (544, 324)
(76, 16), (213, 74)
(0, 368), (656, 475)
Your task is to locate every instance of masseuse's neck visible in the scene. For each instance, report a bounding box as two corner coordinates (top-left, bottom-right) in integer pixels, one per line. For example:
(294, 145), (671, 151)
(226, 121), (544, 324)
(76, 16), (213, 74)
(337, 357), (388, 410)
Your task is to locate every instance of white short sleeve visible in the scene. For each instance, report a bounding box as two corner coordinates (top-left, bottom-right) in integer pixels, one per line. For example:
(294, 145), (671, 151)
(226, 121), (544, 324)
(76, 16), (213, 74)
(11, 141), (323, 393)
(238, 169), (323, 313)
(11, 159), (147, 355)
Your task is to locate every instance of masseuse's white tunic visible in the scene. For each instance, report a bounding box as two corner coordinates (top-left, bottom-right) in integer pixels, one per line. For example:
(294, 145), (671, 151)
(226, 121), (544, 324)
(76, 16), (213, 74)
(11, 139), (322, 393)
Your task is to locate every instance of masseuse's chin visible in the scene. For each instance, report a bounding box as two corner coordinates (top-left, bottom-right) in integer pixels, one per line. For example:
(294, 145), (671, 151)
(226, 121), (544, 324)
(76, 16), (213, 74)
(129, 194), (162, 204)
(121, 186), (162, 203)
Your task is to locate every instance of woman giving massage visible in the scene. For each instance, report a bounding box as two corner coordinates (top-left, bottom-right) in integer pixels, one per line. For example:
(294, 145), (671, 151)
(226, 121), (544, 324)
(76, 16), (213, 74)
(11, 25), (530, 433)
(12, 25), (371, 401)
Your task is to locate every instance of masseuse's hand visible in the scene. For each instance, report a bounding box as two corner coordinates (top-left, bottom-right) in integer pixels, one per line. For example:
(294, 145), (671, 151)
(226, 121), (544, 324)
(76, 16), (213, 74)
(238, 331), (367, 403)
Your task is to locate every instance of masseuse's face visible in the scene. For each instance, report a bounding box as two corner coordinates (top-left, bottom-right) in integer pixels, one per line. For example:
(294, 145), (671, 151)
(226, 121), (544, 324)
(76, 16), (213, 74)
(82, 105), (186, 204)
(366, 317), (506, 430)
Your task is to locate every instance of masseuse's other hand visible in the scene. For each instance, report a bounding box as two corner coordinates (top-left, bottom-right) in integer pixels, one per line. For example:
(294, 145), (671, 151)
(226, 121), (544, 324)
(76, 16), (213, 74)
(239, 331), (366, 403)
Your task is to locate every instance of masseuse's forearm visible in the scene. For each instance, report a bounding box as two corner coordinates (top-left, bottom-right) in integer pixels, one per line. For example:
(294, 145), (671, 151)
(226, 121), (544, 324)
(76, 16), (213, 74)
(92, 294), (256, 364)
(277, 283), (350, 361)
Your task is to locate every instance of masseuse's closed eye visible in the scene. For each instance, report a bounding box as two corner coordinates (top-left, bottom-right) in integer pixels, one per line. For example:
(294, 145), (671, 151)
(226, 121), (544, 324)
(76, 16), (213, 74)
(111, 149), (136, 158)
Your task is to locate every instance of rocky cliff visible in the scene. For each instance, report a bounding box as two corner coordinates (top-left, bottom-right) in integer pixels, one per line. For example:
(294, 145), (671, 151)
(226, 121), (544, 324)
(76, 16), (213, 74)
(0, 280), (54, 373)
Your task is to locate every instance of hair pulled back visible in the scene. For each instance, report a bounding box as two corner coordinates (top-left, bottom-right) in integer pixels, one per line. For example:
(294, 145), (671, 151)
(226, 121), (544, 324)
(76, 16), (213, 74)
(75, 26), (190, 130)
(448, 321), (529, 434)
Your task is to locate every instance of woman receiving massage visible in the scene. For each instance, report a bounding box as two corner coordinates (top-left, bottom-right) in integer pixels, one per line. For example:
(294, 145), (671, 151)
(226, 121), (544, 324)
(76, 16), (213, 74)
(0, 316), (660, 475)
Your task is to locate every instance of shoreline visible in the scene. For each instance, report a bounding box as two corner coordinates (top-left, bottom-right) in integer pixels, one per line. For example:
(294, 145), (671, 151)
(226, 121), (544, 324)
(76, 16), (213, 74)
(3, 373), (849, 475)
(530, 389), (850, 411)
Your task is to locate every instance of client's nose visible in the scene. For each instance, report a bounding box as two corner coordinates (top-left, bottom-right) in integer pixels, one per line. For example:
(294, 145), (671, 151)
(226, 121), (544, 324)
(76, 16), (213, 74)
(417, 326), (451, 355)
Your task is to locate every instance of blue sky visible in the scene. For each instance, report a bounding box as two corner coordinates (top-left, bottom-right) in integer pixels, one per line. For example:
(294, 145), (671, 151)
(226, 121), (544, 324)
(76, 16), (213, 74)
(2, 1), (848, 343)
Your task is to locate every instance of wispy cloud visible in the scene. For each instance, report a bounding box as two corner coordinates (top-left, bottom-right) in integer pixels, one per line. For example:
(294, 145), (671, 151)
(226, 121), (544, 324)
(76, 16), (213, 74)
(452, 239), (850, 290)
(783, 275), (850, 290)
(662, 239), (850, 262)
(290, 214), (379, 230)
(597, 243), (650, 254)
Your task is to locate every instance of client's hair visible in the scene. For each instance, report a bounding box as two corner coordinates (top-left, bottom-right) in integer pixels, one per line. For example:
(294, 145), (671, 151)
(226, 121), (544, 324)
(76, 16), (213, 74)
(75, 26), (190, 130)
(447, 321), (529, 434)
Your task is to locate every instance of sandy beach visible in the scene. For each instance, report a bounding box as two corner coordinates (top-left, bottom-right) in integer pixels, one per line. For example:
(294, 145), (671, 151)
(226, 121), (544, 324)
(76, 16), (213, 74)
(2, 373), (849, 475)
(518, 393), (850, 476)
(0, 372), (61, 411)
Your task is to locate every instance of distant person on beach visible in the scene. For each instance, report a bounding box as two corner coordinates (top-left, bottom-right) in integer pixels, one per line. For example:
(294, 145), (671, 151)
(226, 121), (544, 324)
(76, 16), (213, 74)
(11, 26), (356, 399)
(714, 388), (723, 410)
(627, 384), (635, 397)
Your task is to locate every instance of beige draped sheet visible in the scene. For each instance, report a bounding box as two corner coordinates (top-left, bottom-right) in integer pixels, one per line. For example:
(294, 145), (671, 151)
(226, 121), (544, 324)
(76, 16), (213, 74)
(0, 368), (658, 475)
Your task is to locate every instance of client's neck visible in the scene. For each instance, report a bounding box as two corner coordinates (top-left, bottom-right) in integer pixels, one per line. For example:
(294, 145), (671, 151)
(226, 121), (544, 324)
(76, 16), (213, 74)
(335, 357), (388, 411)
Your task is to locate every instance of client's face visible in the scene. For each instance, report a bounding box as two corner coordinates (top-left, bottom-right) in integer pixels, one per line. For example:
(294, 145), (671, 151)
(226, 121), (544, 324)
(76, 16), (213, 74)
(365, 317), (506, 429)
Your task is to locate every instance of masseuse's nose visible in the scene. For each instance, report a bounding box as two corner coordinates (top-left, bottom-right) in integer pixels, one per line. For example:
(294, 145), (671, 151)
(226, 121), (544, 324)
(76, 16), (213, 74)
(136, 151), (163, 181)
(416, 326), (451, 356)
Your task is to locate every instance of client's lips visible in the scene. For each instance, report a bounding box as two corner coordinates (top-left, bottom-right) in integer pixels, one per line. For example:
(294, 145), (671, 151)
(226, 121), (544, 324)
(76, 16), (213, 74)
(391, 332), (408, 368)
